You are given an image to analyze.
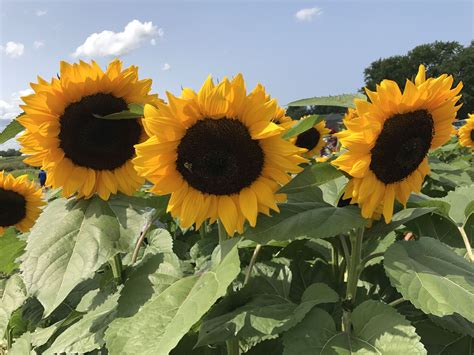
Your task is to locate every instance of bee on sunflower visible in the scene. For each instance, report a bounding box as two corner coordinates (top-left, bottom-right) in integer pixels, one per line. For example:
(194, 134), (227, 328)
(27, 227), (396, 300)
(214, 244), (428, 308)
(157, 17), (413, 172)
(458, 114), (474, 149)
(18, 59), (159, 200)
(133, 74), (306, 235)
(0, 172), (45, 234)
(294, 115), (331, 158)
(332, 65), (463, 223)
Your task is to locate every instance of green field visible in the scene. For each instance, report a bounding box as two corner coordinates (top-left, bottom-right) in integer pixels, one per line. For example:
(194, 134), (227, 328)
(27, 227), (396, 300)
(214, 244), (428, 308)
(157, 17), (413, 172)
(0, 156), (38, 181)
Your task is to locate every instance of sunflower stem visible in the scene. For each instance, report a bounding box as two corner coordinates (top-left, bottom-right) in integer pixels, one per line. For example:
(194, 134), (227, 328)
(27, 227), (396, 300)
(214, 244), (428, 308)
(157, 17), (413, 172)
(459, 227), (474, 262)
(388, 297), (406, 307)
(244, 244), (262, 286)
(343, 227), (364, 333)
(110, 254), (123, 286)
(217, 220), (240, 355)
(199, 221), (208, 240)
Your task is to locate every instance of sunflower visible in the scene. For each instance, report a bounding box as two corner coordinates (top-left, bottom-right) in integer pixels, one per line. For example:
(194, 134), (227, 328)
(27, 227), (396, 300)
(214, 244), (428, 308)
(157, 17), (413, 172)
(133, 74), (306, 235)
(0, 172), (45, 234)
(294, 115), (331, 157)
(250, 84), (295, 131)
(458, 114), (474, 149)
(333, 65), (462, 223)
(17, 59), (159, 200)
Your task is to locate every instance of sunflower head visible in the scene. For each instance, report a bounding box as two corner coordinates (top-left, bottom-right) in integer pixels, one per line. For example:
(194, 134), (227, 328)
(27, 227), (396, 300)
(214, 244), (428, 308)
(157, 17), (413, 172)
(18, 59), (159, 200)
(294, 116), (331, 158)
(133, 74), (306, 235)
(332, 65), (463, 223)
(0, 172), (45, 234)
(458, 114), (474, 149)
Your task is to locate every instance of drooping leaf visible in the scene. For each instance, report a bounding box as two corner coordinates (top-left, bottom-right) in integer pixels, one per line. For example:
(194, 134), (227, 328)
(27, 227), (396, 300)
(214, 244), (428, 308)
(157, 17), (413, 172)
(438, 184), (474, 224)
(384, 238), (474, 322)
(0, 274), (27, 337)
(282, 115), (324, 139)
(283, 300), (426, 354)
(104, 240), (240, 355)
(0, 229), (25, 275)
(242, 201), (366, 245)
(279, 162), (343, 195)
(0, 119), (24, 145)
(21, 195), (150, 316)
(286, 93), (366, 108)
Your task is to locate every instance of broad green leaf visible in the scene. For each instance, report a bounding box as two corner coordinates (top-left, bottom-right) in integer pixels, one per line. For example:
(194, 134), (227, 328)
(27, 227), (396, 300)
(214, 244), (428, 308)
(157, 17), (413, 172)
(0, 229), (25, 275)
(242, 201), (366, 245)
(430, 313), (474, 337)
(0, 119), (24, 144)
(280, 162), (343, 194)
(282, 115), (324, 139)
(415, 318), (474, 354)
(197, 282), (338, 347)
(0, 274), (27, 338)
(286, 93), (366, 108)
(283, 301), (426, 354)
(21, 195), (150, 316)
(318, 176), (348, 206)
(384, 238), (474, 322)
(405, 212), (466, 248)
(9, 331), (33, 355)
(438, 184), (474, 224)
(362, 231), (396, 266)
(117, 252), (182, 318)
(104, 242), (240, 355)
(364, 207), (435, 239)
(46, 291), (120, 354)
(94, 103), (144, 120)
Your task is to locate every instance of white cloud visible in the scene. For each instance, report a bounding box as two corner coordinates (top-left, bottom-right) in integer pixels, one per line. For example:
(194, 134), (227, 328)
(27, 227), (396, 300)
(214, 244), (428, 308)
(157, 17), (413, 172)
(162, 63), (171, 71)
(295, 7), (323, 22)
(36, 9), (47, 16)
(0, 89), (34, 149)
(73, 19), (163, 58)
(0, 41), (25, 58)
(34, 40), (44, 49)
(150, 38), (157, 46)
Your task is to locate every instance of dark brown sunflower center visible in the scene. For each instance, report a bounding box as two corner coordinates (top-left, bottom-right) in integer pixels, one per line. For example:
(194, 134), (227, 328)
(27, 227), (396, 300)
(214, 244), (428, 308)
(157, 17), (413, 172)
(0, 188), (26, 227)
(470, 129), (474, 142)
(370, 110), (434, 184)
(176, 118), (265, 195)
(58, 93), (142, 171)
(295, 128), (321, 151)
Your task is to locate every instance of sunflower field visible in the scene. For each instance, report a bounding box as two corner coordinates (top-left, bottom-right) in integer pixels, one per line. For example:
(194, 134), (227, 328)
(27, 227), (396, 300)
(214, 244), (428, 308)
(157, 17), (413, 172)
(0, 60), (473, 355)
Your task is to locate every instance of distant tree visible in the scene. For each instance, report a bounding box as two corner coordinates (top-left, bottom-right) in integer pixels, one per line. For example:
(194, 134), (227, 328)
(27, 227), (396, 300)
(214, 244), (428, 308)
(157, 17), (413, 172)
(363, 41), (473, 118)
(0, 148), (22, 157)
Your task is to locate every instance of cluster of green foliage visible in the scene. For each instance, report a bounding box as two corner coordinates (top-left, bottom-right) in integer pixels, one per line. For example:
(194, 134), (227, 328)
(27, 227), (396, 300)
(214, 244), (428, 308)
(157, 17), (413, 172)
(0, 149), (21, 158)
(0, 94), (472, 354)
(364, 41), (474, 118)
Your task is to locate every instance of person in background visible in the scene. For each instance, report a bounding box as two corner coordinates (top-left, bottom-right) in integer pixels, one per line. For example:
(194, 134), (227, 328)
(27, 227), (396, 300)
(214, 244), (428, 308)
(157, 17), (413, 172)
(38, 169), (47, 188)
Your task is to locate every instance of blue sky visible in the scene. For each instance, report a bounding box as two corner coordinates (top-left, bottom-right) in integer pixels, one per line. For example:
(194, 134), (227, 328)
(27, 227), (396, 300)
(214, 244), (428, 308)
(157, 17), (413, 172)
(0, 0), (473, 148)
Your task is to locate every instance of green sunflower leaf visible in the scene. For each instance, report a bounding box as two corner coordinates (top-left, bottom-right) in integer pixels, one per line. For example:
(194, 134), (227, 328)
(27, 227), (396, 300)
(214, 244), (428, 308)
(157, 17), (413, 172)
(286, 93), (366, 108)
(414, 318), (474, 354)
(364, 207), (435, 239)
(20, 195), (151, 316)
(282, 300), (426, 354)
(242, 202), (366, 245)
(104, 240), (240, 355)
(384, 238), (474, 323)
(0, 274), (27, 338)
(0, 228), (25, 275)
(0, 119), (24, 144)
(93, 103), (144, 120)
(279, 162), (343, 194)
(282, 114), (324, 139)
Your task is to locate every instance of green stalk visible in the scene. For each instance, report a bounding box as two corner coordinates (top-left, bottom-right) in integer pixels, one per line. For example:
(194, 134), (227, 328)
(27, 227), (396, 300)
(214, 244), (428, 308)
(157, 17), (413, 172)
(244, 244), (262, 286)
(217, 220), (240, 355)
(110, 254), (123, 286)
(343, 227), (364, 333)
